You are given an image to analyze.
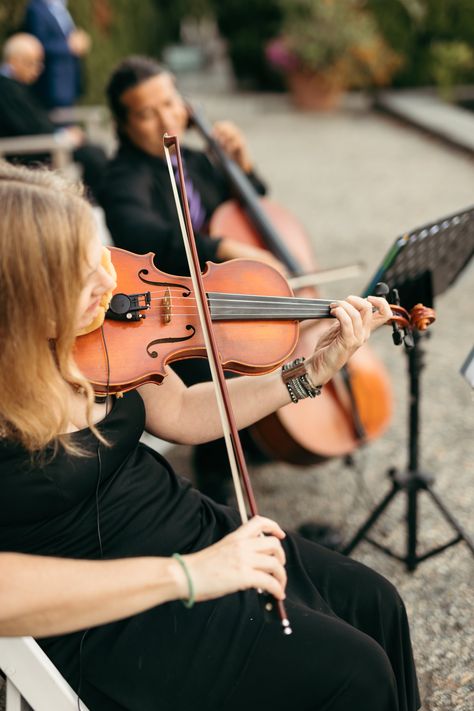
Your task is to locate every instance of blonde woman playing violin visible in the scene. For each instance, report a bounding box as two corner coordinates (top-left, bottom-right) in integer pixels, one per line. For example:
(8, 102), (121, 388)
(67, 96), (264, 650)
(0, 163), (419, 711)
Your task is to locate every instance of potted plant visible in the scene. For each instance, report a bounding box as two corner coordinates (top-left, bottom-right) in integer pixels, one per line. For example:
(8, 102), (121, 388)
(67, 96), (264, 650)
(266, 0), (402, 110)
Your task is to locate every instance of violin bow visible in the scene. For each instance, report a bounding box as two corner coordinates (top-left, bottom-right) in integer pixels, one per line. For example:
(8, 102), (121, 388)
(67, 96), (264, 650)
(163, 133), (292, 635)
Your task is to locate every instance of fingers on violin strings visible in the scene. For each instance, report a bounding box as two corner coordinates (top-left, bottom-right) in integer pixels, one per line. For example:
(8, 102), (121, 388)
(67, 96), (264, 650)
(368, 295), (392, 323)
(331, 300), (364, 345)
(346, 295), (373, 336)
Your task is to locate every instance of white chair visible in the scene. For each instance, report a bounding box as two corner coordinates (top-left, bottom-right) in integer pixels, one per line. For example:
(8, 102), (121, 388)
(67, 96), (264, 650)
(49, 106), (109, 143)
(0, 134), (77, 173)
(0, 636), (89, 711)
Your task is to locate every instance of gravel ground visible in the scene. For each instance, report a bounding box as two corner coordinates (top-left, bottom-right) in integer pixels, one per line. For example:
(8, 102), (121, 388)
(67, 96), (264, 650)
(1, 90), (472, 710)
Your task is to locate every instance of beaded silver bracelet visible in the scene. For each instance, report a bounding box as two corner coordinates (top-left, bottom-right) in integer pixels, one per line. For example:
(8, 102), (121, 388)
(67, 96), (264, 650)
(281, 357), (322, 404)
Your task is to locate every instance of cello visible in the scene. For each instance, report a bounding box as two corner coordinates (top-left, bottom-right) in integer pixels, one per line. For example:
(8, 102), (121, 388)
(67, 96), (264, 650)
(189, 105), (393, 464)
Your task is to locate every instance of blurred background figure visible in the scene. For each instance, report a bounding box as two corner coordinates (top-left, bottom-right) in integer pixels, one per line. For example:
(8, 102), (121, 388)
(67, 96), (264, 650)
(0, 33), (106, 200)
(22, 0), (90, 109)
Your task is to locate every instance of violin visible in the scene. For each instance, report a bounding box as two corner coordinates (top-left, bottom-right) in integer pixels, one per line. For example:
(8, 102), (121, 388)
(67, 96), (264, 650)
(74, 247), (435, 396)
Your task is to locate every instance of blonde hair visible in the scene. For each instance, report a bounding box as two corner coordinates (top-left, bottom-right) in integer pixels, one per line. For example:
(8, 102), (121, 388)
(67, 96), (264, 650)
(0, 162), (99, 454)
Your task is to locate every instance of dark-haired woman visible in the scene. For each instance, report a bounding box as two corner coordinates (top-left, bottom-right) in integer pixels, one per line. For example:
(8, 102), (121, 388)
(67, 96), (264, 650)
(100, 56), (291, 500)
(100, 55), (280, 277)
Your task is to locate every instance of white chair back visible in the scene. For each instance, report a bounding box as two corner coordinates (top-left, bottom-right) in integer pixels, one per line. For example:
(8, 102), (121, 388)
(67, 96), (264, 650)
(0, 636), (89, 711)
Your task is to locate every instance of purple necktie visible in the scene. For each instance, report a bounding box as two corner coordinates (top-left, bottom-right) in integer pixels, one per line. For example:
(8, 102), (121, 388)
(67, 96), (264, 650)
(171, 155), (206, 233)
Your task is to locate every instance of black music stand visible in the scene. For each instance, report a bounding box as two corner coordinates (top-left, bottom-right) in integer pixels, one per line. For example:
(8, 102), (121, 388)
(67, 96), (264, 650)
(342, 206), (474, 570)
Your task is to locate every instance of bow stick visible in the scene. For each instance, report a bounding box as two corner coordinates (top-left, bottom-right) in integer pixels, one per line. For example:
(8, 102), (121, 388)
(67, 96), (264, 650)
(163, 133), (292, 635)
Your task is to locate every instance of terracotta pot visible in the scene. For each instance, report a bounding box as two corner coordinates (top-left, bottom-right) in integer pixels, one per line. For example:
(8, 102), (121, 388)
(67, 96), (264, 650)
(287, 70), (344, 111)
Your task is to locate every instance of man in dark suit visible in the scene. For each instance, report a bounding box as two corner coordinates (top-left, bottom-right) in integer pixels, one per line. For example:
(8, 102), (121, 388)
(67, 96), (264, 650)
(0, 33), (106, 200)
(22, 0), (90, 109)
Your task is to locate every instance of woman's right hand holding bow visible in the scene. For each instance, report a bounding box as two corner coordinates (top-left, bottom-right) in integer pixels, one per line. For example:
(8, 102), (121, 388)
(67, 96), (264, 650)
(173, 516), (287, 603)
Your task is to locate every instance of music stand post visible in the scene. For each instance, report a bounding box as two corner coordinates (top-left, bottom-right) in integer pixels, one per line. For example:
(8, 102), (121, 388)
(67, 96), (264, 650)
(342, 206), (474, 571)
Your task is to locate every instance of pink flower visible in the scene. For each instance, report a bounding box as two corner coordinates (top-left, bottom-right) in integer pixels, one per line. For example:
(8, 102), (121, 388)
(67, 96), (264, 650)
(265, 37), (300, 72)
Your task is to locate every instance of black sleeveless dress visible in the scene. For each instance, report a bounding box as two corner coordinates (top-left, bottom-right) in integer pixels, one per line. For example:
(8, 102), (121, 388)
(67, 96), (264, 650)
(0, 391), (420, 711)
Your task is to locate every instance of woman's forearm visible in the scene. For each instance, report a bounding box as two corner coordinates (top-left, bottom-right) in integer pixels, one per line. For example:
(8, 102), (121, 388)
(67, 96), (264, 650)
(180, 369), (290, 444)
(0, 553), (185, 637)
(143, 367), (291, 445)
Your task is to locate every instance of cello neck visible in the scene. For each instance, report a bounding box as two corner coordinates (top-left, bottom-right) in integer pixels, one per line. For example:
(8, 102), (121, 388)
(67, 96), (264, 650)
(207, 291), (334, 322)
(188, 104), (303, 275)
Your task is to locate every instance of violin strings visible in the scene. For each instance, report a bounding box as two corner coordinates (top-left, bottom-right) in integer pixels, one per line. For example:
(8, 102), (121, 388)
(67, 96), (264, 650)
(148, 295), (336, 308)
(149, 302), (333, 312)
(147, 308), (333, 313)
(144, 288), (337, 306)
(131, 305), (334, 319)
(148, 297), (335, 307)
(116, 287), (339, 319)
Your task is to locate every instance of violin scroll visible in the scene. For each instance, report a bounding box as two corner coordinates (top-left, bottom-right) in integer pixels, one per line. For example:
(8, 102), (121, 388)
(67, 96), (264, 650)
(409, 304), (436, 331)
(374, 283), (436, 349)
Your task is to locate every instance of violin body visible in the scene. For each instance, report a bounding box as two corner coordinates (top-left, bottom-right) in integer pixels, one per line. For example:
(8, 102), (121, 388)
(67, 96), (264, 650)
(75, 249), (300, 394)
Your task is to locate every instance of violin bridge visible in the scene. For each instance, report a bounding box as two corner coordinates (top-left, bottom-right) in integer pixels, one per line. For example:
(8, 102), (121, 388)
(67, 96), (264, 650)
(163, 287), (172, 324)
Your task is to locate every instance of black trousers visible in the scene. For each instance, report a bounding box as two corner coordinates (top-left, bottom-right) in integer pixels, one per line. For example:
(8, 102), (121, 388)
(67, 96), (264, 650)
(222, 535), (420, 711)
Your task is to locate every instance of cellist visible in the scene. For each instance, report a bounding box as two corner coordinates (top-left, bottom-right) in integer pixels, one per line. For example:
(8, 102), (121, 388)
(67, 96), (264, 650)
(0, 162), (420, 711)
(99, 55), (287, 501)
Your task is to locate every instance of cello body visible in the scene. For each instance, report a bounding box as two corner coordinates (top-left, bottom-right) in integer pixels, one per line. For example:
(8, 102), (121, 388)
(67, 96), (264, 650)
(190, 104), (393, 465)
(209, 199), (393, 465)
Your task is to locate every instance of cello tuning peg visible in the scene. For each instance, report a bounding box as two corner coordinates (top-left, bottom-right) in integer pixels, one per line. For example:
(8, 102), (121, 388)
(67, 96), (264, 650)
(374, 282), (390, 298)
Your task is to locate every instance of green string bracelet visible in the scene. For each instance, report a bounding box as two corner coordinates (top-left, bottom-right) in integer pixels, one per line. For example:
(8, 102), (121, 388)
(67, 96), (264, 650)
(172, 553), (195, 609)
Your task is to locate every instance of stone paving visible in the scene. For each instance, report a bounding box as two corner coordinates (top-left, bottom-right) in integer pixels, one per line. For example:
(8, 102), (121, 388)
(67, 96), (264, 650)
(376, 87), (474, 156)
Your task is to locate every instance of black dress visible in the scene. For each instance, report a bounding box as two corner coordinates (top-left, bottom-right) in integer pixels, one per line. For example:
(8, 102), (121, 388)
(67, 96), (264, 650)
(0, 391), (420, 711)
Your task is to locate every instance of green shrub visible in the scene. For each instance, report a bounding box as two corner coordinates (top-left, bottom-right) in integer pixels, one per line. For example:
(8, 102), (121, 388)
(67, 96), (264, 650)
(69, 0), (163, 105)
(367, 0), (474, 88)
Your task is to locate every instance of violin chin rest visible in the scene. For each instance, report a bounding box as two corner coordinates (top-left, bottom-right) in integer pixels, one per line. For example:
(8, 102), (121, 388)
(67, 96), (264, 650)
(76, 247), (117, 336)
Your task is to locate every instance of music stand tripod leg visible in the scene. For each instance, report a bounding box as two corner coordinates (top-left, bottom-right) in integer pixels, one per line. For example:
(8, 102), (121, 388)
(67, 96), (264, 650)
(342, 333), (474, 570)
(424, 486), (474, 556)
(341, 471), (400, 555)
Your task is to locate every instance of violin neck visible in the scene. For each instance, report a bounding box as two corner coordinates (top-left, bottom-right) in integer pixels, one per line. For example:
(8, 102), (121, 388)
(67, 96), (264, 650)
(208, 292), (334, 322)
